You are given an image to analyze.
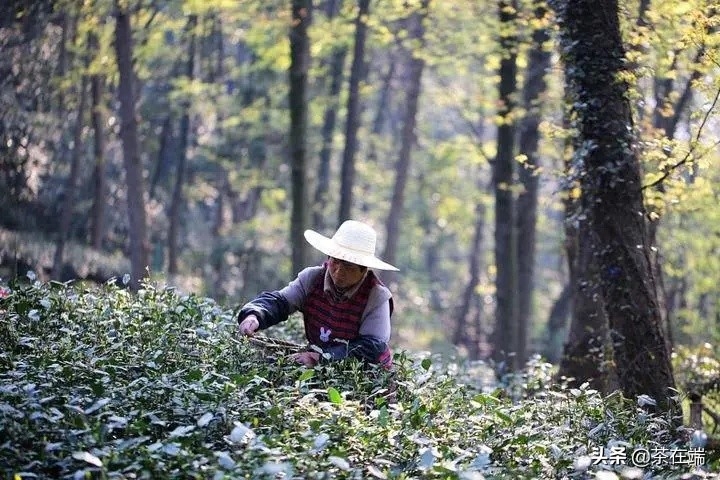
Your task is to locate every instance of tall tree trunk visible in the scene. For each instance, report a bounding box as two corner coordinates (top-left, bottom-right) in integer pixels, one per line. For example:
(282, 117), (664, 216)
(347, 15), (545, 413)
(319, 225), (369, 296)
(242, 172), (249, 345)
(114, 1), (149, 290)
(168, 14), (197, 276)
(337, 0), (370, 224)
(313, 0), (346, 231)
(454, 187), (487, 357)
(210, 15), (228, 301)
(289, 0), (312, 274)
(553, 0), (677, 413)
(89, 69), (107, 250)
(382, 0), (429, 278)
(491, 0), (520, 372)
(515, 1), (551, 367)
(52, 75), (88, 278)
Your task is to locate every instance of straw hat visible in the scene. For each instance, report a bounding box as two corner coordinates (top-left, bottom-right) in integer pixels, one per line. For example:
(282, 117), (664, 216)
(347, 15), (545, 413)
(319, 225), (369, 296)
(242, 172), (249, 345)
(304, 220), (399, 271)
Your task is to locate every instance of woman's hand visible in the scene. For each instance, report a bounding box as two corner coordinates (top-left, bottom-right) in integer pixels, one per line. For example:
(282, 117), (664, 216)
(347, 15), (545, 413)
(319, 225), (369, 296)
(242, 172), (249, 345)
(238, 314), (260, 336)
(289, 351), (321, 367)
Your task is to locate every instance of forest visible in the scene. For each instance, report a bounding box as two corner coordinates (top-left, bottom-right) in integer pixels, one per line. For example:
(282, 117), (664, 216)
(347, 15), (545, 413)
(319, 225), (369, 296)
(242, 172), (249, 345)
(1, 0), (720, 477)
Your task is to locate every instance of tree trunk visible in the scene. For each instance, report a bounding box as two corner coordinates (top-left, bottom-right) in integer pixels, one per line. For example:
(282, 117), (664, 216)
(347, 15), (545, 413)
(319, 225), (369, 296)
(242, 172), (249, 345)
(558, 211), (615, 392)
(553, 0), (677, 413)
(491, 0), (519, 372)
(515, 1), (551, 367)
(543, 282), (571, 364)
(149, 116), (173, 200)
(52, 75), (88, 278)
(382, 0), (429, 278)
(168, 14), (197, 276)
(313, 0), (346, 231)
(289, 0), (312, 274)
(337, 0), (370, 224)
(89, 29), (107, 251)
(114, 0), (149, 290)
(366, 54), (397, 165)
(454, 190), (487, 357)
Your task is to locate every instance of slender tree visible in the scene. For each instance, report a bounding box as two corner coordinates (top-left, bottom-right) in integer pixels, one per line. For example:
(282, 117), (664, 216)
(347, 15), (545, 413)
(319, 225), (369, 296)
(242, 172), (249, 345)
(52, 75), (88, 279)
(168, 14), (197, 276)
(383, 0), (430, 276)
(337, 0), (370, 224)
(313, 0), (346, 231)
(515, 1), (551, 367)
(89, 31), (107, 250)
(114, 0), (149, 290)
(454, 181), (489, 359)
(552, 0), (677, 413)
(491, 0), (520, 371)
(289, 0), (312, 274)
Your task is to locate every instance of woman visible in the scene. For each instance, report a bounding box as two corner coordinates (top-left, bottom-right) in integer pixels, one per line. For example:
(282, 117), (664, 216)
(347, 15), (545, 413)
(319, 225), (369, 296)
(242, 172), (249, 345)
(236, 220), (399, 368)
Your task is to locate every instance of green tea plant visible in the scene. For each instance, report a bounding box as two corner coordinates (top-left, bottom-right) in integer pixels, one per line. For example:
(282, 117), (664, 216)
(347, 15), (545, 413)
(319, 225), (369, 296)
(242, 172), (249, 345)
(0, 275), (716, 479)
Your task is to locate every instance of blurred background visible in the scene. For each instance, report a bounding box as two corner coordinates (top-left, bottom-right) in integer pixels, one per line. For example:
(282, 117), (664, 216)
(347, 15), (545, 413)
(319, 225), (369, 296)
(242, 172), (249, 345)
(1, 0), (718, 365)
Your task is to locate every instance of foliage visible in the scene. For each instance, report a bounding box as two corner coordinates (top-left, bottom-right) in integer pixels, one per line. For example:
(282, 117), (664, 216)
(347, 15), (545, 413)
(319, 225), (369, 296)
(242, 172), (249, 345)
(1, 277), (716, 479)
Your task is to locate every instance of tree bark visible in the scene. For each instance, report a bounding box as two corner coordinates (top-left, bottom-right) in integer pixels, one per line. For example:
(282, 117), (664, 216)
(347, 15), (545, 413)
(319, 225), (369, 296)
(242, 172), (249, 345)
(558, 210), (615, 392)
(114, 0), (149, 290)
(515, 1), (551, 367)
(168, 14), (197, 276)
(552, 0), (677, 413)
(337, 0), (370, 224)
(491, 0), (520, 372)
(382, 0), (429, 278)
(289, 0), (312, 274)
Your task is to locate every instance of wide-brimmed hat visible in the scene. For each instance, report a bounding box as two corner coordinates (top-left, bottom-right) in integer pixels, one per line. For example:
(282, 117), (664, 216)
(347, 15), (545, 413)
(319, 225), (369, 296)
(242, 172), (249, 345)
(304, 220), (399, 271)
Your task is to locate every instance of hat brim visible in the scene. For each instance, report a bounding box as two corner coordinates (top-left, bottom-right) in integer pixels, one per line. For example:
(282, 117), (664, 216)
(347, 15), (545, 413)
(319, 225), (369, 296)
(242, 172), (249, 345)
(304, 230), (399, 271)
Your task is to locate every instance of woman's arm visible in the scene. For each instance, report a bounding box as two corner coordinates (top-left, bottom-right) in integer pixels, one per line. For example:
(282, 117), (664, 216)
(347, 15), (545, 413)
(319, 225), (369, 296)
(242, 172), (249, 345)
(237, 266), (323, 330)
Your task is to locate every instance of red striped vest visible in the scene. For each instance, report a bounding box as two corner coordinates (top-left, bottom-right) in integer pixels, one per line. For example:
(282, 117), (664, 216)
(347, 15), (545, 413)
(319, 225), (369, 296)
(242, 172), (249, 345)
(301, 266), (393, 367)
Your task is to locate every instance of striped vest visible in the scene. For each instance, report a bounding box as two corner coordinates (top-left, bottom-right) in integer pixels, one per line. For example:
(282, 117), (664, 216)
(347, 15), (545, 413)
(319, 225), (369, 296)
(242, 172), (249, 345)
(301, 267), (393, 367)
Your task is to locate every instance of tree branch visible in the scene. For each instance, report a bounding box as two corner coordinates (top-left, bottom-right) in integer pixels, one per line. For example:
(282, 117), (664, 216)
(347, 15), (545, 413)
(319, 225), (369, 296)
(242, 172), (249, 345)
(642, 84), (720, 190)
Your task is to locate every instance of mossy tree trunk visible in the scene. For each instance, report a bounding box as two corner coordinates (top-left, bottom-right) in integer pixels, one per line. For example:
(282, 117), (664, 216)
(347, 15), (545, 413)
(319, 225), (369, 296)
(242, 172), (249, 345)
(552, 0), (677, 413)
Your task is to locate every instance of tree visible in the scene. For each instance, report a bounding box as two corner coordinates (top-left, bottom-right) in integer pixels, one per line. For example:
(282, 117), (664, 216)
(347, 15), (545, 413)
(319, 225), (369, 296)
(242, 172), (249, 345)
(515, 0), (552, 367)
(383, 0), (430, 275)
(114, 0), (149, 290)
(289, 0), (312, 274)
(312, 0), (346, 231)
(88, 30), (107, 251)
(168, 14), (197, 276)
(337, 0), (370, 224)
(552, 0), (677, 413)
(491, 0), (520, 372)
(52, 74), (87, 279)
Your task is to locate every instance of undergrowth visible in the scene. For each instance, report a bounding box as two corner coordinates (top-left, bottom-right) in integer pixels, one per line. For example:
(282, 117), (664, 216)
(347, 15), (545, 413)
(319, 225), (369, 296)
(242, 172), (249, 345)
(0, 274), (716, 479)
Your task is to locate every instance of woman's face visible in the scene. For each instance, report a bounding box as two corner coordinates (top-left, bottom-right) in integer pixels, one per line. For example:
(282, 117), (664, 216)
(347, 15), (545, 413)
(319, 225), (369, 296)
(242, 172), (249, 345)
(328, 257), (366, 289)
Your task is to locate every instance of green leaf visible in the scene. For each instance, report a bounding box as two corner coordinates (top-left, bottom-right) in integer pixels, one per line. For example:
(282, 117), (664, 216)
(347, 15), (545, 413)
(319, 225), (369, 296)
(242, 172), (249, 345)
(421, 358), (432, 371)
(327, 387), (342, 404)
(299, 370), (314, 382)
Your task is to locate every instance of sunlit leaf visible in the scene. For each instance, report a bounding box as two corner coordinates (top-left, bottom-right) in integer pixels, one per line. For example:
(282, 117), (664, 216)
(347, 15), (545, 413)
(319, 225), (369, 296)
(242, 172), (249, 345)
(327, 387), (342, 404)
(72, 451), (103, 467)
(197, 412), (214, 427)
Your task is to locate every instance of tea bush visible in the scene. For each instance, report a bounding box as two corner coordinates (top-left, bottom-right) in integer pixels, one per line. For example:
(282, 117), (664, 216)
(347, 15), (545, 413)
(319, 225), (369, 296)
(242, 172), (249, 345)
(0, 275), (716, 479)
